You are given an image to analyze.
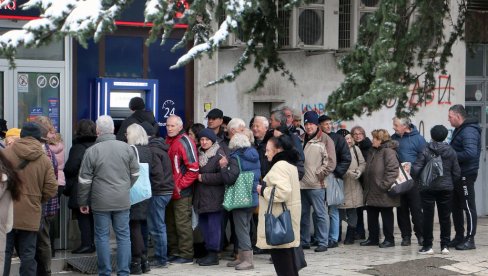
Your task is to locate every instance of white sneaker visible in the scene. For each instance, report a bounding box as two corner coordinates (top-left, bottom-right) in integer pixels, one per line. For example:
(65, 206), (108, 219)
(419, 247), (434, 255)
(441, 247), (449, 255)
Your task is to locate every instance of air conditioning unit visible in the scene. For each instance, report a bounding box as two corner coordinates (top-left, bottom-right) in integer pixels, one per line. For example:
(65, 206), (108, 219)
(278, 0), (339, 50)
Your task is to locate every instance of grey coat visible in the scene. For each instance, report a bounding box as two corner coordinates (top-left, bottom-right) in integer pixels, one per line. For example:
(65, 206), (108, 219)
(363, 140), (401, 208)
(78, 134), (139, 212)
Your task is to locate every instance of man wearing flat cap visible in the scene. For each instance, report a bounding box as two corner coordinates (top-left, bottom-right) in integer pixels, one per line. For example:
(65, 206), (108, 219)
(3, 122), (58, 276)
(206, 108), (229, 146)
(116, 97), (159, 142)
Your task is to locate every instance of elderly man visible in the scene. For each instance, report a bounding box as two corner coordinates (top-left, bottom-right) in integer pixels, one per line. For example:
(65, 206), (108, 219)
(252, 116), (273, 177)
(300, 111), (333, 252)
(3, 123), (58, 276)
(392, 117), (426, 247)
(165, 115), (199, 263)
(448, 104), (482, 250)
(78, 115), (140, 276)
(206, 108), (228, 145)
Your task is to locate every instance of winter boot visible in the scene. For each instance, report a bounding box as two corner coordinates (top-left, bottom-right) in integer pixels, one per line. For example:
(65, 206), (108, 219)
(141, 255), (151, 273)
(226, 250), (242, 267)
(344, 226), (355, 245)
(198, 251), (219, 266)
(235, 250), (254, 270)
(130, 260), (142, 275)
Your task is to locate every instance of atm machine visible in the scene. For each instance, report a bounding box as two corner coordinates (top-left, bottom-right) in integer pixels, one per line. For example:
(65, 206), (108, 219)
(96, 78), (159, 134)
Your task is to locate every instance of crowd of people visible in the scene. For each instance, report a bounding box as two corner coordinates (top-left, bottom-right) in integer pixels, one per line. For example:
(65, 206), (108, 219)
(0, 97), (482, 276)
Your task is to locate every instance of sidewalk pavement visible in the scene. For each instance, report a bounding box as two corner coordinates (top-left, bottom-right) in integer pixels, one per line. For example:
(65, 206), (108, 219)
(59, 217), (488, 275)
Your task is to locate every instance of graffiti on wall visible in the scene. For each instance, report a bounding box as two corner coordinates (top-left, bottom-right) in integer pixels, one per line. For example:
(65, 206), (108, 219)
(386, 75), (454, 109)
(301, 102), (326, 115)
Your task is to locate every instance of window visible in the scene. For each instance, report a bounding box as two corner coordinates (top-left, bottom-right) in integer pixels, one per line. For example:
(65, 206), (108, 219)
(339, 0), (352, 49)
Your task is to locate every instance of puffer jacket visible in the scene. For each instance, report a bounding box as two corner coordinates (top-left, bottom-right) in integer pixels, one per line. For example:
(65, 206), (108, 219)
(412, 142), (461, 191)
(63, 136), (97, 209)
(230, 147), (261, 209)
(363, 140), (401, 208)
(339, 145), (366, 209)
(3, 137), (58, 231)
(49, 141), (65, 186)
(116, 110), (159, 142)
(449, 118), (482, 176)
(166, 131), (199, 200)
(194, 143), (238, 214)
(391, 125), (426, 164)
(257, 150), (301, 250)
(148, 137), (174, 196)
(78, 134), (139, 212)
(129, 145), (151, 221)
(301, 130), (334, 189)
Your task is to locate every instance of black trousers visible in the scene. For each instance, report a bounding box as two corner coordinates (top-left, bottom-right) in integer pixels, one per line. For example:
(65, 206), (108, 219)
(270, 248), (299, 276)
(75, 209), (94, 247)
(397, 187), (423, 239)
(452, 175), (478, 238)
(356, 207), (366, 235)
(130, 220), (146, 262)
(421, 190), (451, 248)
(366, 206), (394, 242)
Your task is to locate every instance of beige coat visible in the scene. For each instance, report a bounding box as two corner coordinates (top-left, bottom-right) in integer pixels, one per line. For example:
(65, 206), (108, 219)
(0, 175), (12, 271)
(339, 145), (366, 209)
(257, 159), (301, 249)
(300, 130), (335, 189)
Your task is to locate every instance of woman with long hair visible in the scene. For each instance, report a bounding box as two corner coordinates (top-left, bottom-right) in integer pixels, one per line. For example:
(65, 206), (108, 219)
(0, 150), (22, 271)
(63, 119), (97, 254)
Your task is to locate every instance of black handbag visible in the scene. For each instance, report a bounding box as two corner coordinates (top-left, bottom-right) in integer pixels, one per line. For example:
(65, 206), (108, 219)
(265, 187), (295, 246)
(388, 156), (415, 196)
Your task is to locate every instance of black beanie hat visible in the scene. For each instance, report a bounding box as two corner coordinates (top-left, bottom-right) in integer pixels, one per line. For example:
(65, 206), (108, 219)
(20, 122), (42, 141)
(430, 125), (448, 142)
(198, 128), (217, 143)
(129, 97), (145, 111)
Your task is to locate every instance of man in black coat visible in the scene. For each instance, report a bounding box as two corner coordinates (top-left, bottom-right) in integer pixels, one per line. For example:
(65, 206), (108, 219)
(448, 104), (482, 250)
(116, 97), (159, 142)
(319, 115), (352, 247)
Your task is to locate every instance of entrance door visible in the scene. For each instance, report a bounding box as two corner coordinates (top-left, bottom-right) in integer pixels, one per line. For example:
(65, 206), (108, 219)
(12, 66), (67, 249)
(465, 44), (488, 215)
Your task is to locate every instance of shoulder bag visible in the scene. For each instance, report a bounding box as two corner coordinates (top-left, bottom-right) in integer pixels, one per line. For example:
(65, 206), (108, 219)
(129, 145), (152, 205)
(265, 187), (295, 246)
(222, 156), (254, 211)
(388, 156), (414, 197)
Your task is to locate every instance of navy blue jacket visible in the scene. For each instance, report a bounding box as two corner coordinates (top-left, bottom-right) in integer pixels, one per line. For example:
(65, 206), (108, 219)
(392, 125), (426, 164)
(449, 118), (482, 176)
(329, 132), (352, 179)
(230, 147), (261, 208)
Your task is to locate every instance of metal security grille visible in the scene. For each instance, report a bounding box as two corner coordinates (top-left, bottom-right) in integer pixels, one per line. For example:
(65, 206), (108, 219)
(278, 1), (291, 47)
(339, 0), (352, 49)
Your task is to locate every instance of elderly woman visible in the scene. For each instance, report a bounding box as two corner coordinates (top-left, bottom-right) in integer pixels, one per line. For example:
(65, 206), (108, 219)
(63, 119), (98, 254)
(126, 123), (153, 274)
(360, 129), (400, 248)
(194, 128), (238, 266)
(350, 125), (372, 240)
(338, 131), (366, 245)
(225, 133), (260, 270)
(257, 135), (301, 276)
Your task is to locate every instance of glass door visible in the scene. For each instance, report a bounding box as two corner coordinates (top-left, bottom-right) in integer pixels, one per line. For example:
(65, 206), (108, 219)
(13, 67), (67, 249)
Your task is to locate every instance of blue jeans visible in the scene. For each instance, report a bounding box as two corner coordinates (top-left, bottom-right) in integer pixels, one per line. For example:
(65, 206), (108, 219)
(301, 189), (329, 247)
(147, 195), (172, 265)
(4, 229), (38, 276)
(93, 210), (131, 276)
(328, 205), (340, 242)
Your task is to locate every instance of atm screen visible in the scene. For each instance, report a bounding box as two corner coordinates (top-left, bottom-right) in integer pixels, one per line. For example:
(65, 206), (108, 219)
(110, 91), (144, 108)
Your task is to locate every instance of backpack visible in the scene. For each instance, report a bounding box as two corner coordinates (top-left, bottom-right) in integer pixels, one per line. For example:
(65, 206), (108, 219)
(419, 149), (444, 190)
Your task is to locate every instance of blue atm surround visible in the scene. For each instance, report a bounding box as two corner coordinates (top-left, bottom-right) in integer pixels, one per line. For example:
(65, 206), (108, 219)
(96, 78), (159, 119)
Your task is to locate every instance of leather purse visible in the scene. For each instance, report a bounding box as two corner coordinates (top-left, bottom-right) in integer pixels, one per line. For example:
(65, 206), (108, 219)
(388, 156), (414, 197)
(265, 187), (295, 246)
